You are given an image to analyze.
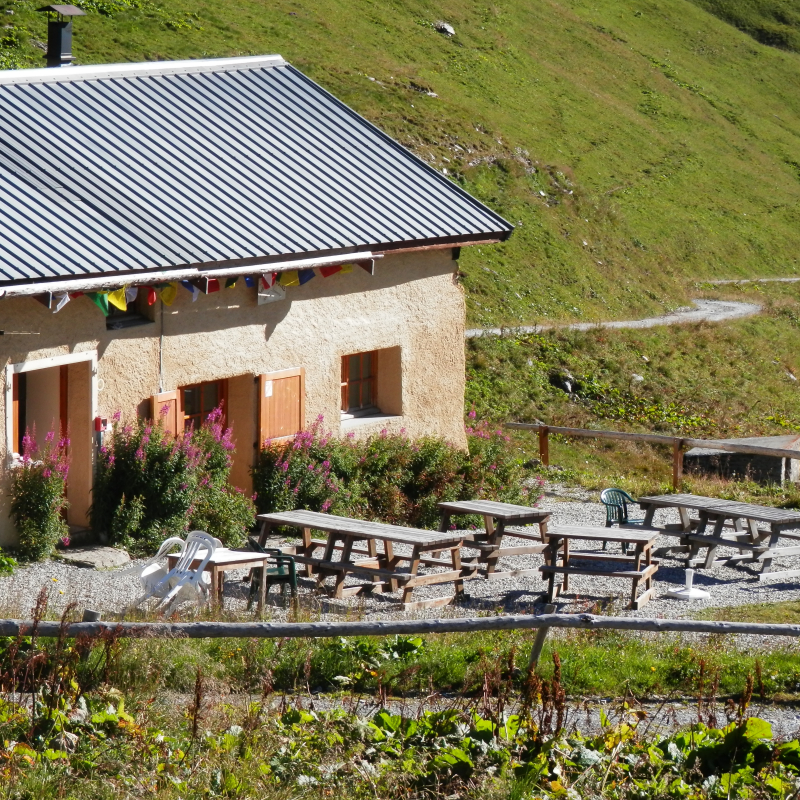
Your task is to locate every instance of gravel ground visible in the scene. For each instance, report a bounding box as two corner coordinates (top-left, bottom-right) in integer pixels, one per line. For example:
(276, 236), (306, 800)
(4, 487), (800, 625)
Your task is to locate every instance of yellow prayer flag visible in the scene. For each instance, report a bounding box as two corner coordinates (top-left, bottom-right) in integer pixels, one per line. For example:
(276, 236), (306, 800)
(160, 282), (178, 306)
(279, 270), (300, 287)
(340, 264), (353, 274)
(107, 286), (127, 311)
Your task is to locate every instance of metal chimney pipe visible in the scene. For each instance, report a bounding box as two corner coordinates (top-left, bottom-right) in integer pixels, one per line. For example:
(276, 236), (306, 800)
(37, 5), (86, 68)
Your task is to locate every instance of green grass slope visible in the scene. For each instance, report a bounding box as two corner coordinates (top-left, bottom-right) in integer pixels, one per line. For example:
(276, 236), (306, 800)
(2, 0), (800, 327)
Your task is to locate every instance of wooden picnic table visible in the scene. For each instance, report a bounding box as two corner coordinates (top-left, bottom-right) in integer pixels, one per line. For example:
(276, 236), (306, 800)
(256, 510), (474, 610)
(437, 500), (551, 579)
(639, 494), (800, 575)
(539, 526), (659, 609)
(167, 548), (274, 612)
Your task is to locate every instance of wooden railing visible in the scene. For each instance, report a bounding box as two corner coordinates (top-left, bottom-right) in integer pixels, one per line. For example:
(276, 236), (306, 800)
(505, 423), (800, 489)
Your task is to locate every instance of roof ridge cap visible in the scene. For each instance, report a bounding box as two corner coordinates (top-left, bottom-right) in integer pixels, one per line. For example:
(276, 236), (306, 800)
(0, 54), (286, 86)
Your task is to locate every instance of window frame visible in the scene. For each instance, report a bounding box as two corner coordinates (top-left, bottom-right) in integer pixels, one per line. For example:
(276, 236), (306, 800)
(341, 350), (379, 417)
(179, 379), (227, 431)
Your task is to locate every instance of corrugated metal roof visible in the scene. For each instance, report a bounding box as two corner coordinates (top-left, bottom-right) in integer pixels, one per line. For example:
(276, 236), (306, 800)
(0, 55), (513, 287)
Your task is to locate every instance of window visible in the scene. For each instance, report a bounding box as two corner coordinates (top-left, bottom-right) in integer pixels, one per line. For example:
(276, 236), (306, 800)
(341, 351), (378, 416)
(181, 380), (226, 430)
(106, 290), (155, 330)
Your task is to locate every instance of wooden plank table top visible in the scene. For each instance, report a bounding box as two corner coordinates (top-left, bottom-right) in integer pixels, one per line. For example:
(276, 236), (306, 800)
(437, 500), (550, 522)
(257, 510), (464, 547)
(640, 494), (800, 525)
(257, 510), (469, 609)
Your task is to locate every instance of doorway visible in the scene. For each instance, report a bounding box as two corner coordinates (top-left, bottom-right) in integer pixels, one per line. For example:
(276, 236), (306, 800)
(6, 353), (96, 528)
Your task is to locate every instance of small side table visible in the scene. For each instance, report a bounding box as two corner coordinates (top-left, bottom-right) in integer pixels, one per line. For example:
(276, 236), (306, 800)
(167, 549), (272, 613)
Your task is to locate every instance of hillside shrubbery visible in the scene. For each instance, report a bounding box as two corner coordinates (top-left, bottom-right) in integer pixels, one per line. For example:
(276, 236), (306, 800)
(252, 417), (537, 530)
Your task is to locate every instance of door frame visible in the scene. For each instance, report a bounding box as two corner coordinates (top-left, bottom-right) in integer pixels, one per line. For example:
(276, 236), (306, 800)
(5, 350), (98, 466)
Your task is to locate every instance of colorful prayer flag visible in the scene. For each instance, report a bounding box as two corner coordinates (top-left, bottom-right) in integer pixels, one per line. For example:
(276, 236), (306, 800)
(298, 269), (315, 285)
(181, 280), (200, 302)
(225, 277), (238, 289)
(147, 287), (157, 305)
(125, 286), (139, 305)
(341, 263), (353, 274)
(87, 292), (109, 316)
(107, 287), (127, 311)
(244, 276), (256, 288)
(319, 265), (342, 278)
(54, 292), (70, 313)
(159, 283), (178, 306)
(279, 270), (300, 287)
(260, 272), (277, 289)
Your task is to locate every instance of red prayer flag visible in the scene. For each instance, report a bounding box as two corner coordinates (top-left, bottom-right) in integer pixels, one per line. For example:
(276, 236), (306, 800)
(147, 287), (157, 305)
(319, 265), (343, 278)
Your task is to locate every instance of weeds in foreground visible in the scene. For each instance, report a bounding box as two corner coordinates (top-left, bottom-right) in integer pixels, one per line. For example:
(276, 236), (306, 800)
(2, 596), (800, 797)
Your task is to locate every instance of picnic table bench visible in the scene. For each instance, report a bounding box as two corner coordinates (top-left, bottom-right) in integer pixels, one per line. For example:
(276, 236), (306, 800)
(437, 500), (551, 579)
(539, 526), (659, 609)
(256, 510), (475, 610)
(639, 494), (800, 576)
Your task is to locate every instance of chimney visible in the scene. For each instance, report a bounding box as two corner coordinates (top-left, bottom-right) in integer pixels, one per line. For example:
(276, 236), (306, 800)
(37, 5), (86, 68)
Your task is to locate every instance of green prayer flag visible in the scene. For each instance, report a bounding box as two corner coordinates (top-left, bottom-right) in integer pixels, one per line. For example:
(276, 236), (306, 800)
(225, 277), (238, 289)
(87, 292), (109, 316)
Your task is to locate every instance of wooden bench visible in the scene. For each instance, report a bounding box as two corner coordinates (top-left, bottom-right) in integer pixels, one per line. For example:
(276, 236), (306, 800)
(437, 500), (551, 580)
(256, 510), (476, 610)
(539, 526), (659, 610)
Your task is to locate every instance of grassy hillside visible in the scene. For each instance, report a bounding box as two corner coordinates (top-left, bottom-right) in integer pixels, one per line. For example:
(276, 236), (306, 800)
(466, 281), (800, 497)
(2, 0), (800, 328)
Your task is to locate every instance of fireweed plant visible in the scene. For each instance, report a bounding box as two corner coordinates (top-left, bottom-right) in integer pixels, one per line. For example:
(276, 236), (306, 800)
(9, 429), (71, 561)
(91, 406), (254, 556)
(252, 416), (539, 529)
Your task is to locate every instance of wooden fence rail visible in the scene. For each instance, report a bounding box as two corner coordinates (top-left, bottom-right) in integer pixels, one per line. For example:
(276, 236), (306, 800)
(3, 614), (800, 640)
(505, 422), (800, 489)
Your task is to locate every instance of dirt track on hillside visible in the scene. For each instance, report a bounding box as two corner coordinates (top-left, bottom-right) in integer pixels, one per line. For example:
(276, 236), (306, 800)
(465, 299), (761, 338)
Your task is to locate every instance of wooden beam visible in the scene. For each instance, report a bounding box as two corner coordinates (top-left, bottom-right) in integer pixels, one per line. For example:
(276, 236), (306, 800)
(7, 613), (800, 639)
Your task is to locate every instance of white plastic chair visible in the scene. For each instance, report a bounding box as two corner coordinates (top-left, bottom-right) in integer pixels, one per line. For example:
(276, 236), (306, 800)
(129, 531), (219, 615)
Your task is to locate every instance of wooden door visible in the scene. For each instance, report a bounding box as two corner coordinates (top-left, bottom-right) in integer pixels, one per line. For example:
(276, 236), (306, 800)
(257, 368), (305, 446)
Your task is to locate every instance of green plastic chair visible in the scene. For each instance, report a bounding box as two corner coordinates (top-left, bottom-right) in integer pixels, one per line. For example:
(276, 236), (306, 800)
(599, 488), (646, 553)
(246, 536), (298, 609)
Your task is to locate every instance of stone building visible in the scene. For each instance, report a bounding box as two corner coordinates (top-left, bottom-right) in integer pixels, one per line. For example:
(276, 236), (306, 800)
(0, 55), (512, 545)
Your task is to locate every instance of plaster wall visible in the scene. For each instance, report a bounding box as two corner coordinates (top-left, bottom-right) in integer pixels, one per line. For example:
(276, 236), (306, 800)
(0, 249), (466, 545)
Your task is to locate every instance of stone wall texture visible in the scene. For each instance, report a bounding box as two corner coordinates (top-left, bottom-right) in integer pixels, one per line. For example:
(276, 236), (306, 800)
(0, 249), (466, 546)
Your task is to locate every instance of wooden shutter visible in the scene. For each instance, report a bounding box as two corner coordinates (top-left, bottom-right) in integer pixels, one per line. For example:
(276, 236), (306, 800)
(258, 368), (305, 445)
(12, 373), (19, 454)
(151, 390), (179, 435)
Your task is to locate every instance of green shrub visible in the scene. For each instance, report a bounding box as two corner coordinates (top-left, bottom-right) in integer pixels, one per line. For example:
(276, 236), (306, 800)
(9, 430), (70, 562)
(252, 416), (537, 528)
(91, 407), (254, 555)
(0, 549), (16, 576)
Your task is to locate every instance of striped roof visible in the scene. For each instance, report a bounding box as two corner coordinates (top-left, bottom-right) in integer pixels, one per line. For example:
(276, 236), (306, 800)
(0, 55), (513, 287)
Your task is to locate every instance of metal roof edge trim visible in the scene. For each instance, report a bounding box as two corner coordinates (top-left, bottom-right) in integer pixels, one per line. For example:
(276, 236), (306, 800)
(283, 65), (516, 236)
(0, 55), (286, 86)
(0, 252), (380, 298)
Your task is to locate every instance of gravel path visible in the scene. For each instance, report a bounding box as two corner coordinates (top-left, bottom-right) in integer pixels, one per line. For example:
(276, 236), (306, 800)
(465, 299), (761, 338)
(3, 487), (800, 627)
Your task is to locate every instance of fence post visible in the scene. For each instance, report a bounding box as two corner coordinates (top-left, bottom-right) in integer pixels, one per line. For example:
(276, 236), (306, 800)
(672, 438), (684, 490)
(539, 425), (549, 467)
(528, 604), (556, 670)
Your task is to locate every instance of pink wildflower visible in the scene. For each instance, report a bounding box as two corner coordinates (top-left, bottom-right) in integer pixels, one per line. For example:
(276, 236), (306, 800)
(468, 409), (477, 419)
(112, 410), (122, 422)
